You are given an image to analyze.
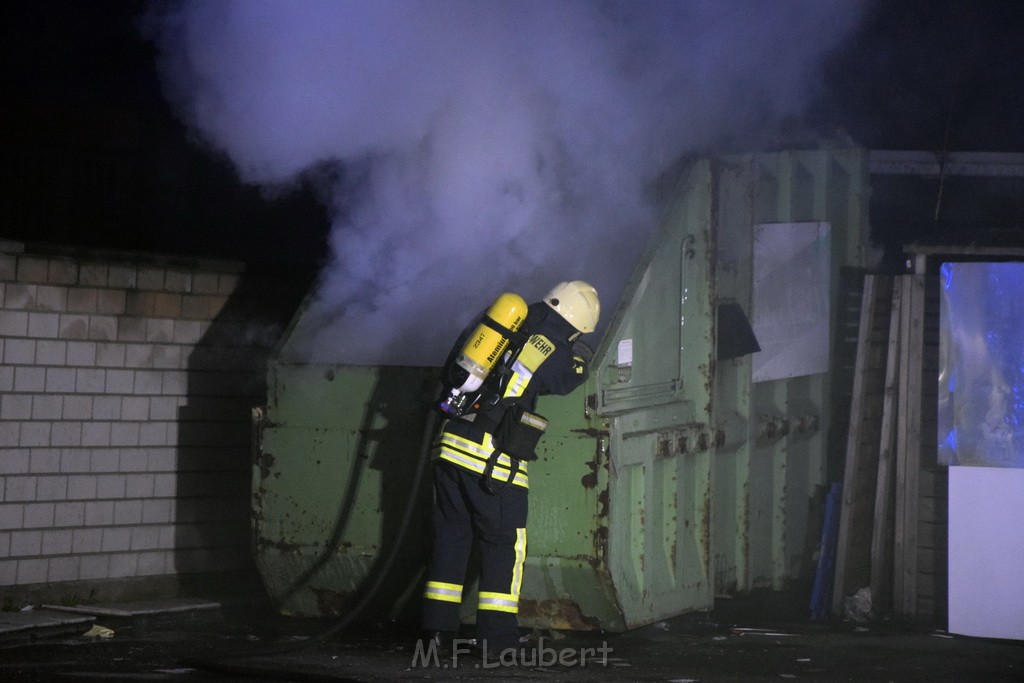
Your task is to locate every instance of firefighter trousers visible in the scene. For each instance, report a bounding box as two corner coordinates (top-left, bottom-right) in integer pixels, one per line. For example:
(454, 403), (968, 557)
(422, 459), (528, 650)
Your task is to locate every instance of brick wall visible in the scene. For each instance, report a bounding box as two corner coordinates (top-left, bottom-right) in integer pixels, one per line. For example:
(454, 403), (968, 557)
(0, 240), (281, 598)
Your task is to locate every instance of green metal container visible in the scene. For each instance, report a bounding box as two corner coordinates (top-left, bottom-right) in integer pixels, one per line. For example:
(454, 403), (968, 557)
(252, 149), (870, 631)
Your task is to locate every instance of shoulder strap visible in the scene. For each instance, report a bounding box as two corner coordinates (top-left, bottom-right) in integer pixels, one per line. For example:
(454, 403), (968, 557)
(479, 315), (530, 349)
(480, 316), (532, 396)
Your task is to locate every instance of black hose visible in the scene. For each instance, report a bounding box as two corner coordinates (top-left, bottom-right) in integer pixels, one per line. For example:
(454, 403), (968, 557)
(185, 408), (439, 676)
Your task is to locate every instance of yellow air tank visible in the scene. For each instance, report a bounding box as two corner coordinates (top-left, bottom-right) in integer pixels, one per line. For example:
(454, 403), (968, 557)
(439, 292), (528, 415)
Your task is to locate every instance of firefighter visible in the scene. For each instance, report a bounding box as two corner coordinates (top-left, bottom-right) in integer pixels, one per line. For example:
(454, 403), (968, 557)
(421, 280), (600, 657)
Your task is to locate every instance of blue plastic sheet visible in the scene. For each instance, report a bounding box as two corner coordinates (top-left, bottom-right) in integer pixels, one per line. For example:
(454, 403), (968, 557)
(809, 482), (842, 620)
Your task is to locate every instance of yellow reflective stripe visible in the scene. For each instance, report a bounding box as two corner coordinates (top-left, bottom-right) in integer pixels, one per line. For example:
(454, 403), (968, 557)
(427, 580), (463, 593)
(440, 432), (521, 470)
(502, 333), (553, 399)
(504, 362), (532, 399)
(519, 411), (547, 431)
(478, 590), (519, 614)
(436, 432), (530, 488)
(438, 450), (490, 476)
(441, 431), (491, 459)
(438, 451), (529, 488)
(424, 580), (463, 603)
(511, 528), (527, 597)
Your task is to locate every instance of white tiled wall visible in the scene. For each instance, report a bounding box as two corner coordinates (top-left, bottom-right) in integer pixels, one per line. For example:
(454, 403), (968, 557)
(0, 244), (264, 589)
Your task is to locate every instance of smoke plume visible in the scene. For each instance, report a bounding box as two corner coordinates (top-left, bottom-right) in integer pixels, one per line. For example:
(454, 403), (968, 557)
(147, 0), (865, 365)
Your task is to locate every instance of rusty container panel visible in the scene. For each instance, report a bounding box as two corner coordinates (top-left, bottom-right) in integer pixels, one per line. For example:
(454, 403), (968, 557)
(711, 150), (870, 594)
(587, 159), (718, 628)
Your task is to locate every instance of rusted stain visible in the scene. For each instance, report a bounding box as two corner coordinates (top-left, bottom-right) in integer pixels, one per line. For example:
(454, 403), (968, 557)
(251, 490), (265, 528)
(676, 432), (688, 454)
(597, 489), (609, 519)
(593, 524), (609, 561)
(578, 427), (607, 488)
(570, 427), (609, 438)
(311, 587), (356, 617)
(518, 598), (601, 631)
(258, 451), (275, 481)
(581, 451), (599, 489)
(696, 431), (709, 452)
(256, 537), (302, 553)
(701, 481), (711, 575)
(699, 361), (714, 418)
(684, 232), (697, 260)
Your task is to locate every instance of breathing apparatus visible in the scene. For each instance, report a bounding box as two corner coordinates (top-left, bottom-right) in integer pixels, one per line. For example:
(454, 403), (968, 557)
(438, 292), (529, 417)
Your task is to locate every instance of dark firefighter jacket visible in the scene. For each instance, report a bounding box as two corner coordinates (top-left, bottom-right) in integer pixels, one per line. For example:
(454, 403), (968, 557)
(434, 302), (590, 489)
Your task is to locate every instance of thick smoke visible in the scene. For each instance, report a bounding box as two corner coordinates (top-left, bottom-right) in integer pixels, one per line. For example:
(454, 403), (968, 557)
(148, 0), (864, 366)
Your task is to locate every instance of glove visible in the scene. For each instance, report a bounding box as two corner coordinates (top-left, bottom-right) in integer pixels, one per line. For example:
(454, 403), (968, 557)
(572, 340), (594, 365)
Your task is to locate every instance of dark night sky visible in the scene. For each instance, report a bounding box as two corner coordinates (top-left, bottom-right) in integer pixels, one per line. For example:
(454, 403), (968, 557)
(1, 0), (331, 267)
(2, 0), (1024, 265)
(818, 0), (1024, 154)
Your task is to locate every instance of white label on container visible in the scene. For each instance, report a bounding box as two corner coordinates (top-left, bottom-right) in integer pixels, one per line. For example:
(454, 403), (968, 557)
(617, 338), (633, 366)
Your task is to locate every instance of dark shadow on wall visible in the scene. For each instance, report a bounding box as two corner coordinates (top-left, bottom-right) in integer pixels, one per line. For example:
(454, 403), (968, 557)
(173, 263), (318, 603)
(359, 372), (437, 627)
(255, 365), (439, 629)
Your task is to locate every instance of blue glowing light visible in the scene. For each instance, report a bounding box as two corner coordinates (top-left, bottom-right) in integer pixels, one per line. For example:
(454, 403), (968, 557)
(940, 262), (1024, 468)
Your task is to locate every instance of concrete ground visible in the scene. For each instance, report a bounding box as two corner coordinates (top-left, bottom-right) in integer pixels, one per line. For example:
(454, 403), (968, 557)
(1, 590), (1022, 681)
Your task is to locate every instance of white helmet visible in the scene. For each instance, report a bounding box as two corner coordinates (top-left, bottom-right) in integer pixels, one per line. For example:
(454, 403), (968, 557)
(544, 281), (600, 333)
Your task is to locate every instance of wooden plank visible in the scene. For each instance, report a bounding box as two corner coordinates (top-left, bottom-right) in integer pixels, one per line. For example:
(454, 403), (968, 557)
(831, 275), (879, 615)
(894, 271), (925, 618)
(870, 276), (902, 619)
(832, 275), (893, 615)
(904, 271), (926, 619)
(893, 275), (911, 615)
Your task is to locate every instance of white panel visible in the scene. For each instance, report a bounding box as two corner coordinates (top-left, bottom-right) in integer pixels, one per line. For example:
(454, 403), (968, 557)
(949, 466), (1024, 640)
(751, 222), (831, 382)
